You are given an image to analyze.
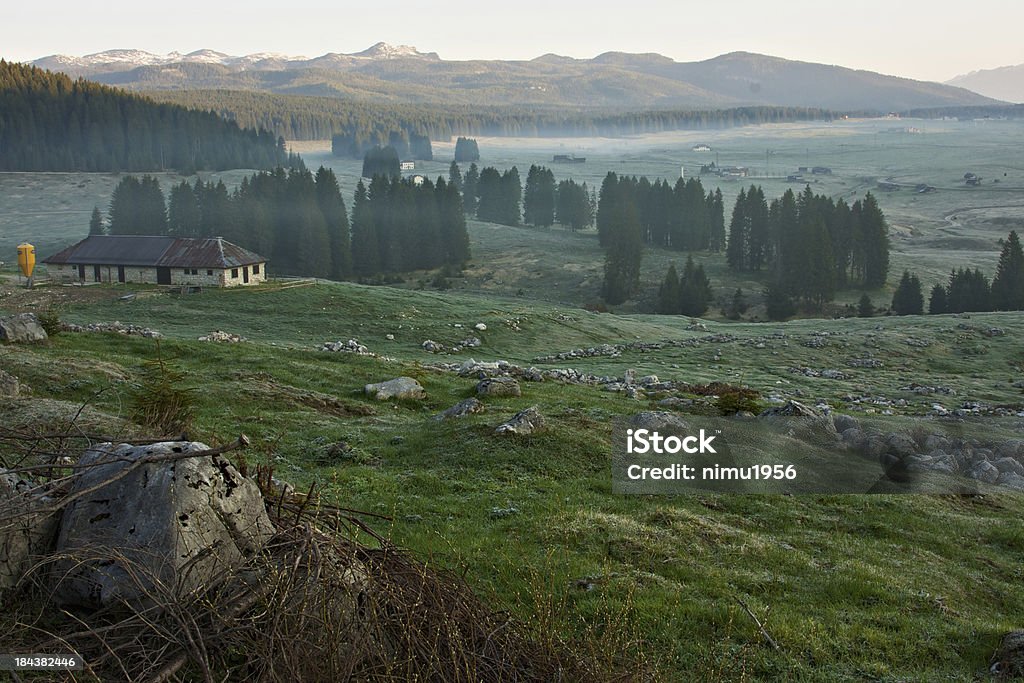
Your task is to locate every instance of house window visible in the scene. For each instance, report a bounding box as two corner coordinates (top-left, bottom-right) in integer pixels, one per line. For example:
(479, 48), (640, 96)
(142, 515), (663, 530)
(207, 269), (213, 276)
(253, 264), (260, 275)
(231, 268), (239, 278)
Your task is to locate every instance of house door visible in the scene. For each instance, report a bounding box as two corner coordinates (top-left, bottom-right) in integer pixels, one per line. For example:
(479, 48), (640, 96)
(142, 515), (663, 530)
(78, 265), (86, 280)
(117, 266), (126, 283)
(93, 265), (101, 282)
(242, 266), (249, 284)
(156, 267), (172, 285)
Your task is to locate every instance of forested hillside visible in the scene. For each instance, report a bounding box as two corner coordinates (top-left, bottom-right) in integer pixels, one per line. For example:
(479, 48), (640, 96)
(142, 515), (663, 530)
(0, 61), (288, 171)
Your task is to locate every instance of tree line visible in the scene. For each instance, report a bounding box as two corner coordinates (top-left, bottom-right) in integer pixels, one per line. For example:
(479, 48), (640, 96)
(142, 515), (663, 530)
(93, 169), (469, 280)
(334, 130), (433, 160)
(146, 88), (839, 141)
(0, 61), (289, 172)
(889, 231), (1024, 315)
(727, 186), (890, 308)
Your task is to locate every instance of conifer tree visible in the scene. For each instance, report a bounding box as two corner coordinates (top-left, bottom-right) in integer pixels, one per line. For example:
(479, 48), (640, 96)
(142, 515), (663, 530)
(167, 181), (201, 237)
(891, 270), (924, 315)
(350, 180), (379, 277)
(658, 264), (681, 314)
(89, 206), (105, 235)
(991, 230), (1024, 310)
(314, 166), (352, 280)
(449, 161), (463, 193)
(857, 293), (874, 318)
(679, 255), (713, 316)
(462, 163), (479, 216)
(928, 284), (948, 315)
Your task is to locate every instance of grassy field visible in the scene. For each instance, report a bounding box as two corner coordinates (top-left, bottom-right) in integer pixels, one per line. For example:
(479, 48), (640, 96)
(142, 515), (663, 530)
(2, 279), (1023, 680)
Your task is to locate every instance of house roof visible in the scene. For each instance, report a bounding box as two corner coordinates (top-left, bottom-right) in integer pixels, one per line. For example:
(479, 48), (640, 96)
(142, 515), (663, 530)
(43, 236), (266, 269)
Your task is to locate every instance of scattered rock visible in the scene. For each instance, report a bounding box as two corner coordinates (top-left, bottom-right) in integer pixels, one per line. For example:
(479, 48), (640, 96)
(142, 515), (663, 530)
(832, 414), (860, 434)
(421, 340), (444, 353)
(628, 411), (690, 433)
(321, 339), (371, 355)
(434, 398), (485, 420)
(997, 472), (1024, 492)
(0, 369), (20, 397)
(474, 323), (487, 331)
(477, 377), (522, 398)
(52, 441), (274, 609)
(63, 320), (161, 338)
(364, 377), (426, 401)
(489, 506), (519, 519)
(991, 630), (1024, 678)
(495, 406), (545, 436)
(199, 330), (246, 343)
(0, 313), (48, 344)
(994, 458), (1024, 477)
(459, 337), (482, 348)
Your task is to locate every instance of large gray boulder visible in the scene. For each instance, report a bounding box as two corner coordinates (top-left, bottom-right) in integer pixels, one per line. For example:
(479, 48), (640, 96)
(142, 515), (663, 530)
(0, 369), (20, 397)
(0, 313), (47, 344)
(476, 377), (522, 398)
(966, 460), (1000, 485)
(0, 470), (60, 591)
(51, 442), (274, 609)
(364, 377), (426, 401)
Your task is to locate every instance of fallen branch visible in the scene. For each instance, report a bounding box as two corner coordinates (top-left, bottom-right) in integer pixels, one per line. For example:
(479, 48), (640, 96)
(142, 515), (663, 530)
(735, 597), (780, 651)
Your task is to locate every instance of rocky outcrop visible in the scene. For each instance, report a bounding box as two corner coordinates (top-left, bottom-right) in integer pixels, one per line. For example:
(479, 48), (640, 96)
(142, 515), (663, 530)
(434, 398), (485, 421)
(477, 377), (522, 398)
(0, 369), (20, 397)
(364, 377), (426, 401)
(495, 407), (545, 436)
(0, 313), (48, 344)
(51, 442), (274, 609)
(628, 411), (690, 433)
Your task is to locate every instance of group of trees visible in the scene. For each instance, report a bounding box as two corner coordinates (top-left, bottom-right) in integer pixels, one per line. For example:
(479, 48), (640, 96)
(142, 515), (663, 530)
(728, 186), (890, 309)
(658, 256), (714, 316)
(890, 231), (1024, 315)
(475, 166), (522, 225)
(95, 168), (469, 280)
(361, 146), (402, 178)
(350, 175), (469, 277)
(595, 172), (725, 304)
(0, 61), (289, 172)
(454, 137), (480, 162)
(333, 129), (432, 160)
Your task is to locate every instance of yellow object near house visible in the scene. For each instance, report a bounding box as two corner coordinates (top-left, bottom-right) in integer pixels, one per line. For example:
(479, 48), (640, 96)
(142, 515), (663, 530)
(17, 243), (36, 278)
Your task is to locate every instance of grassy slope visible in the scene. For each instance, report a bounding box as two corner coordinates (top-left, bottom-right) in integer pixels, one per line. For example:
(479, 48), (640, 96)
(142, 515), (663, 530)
(3, 280), (1023, 681)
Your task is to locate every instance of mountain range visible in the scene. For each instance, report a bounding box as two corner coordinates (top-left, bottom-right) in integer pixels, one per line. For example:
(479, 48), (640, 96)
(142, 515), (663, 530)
(31, 43), (1000, 112)
(947, 64), (1024, 104)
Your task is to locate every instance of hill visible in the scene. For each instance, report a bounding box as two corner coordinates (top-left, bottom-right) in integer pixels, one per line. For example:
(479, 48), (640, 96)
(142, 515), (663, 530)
(0, 60), (288, 172)
(30, 44), (998, 112)
(948, 63), (1024, 104)
(1, 279), (1023, 680)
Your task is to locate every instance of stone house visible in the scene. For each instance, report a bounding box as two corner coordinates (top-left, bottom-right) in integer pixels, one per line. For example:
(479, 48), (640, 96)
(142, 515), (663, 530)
(43, 235), (267, 287)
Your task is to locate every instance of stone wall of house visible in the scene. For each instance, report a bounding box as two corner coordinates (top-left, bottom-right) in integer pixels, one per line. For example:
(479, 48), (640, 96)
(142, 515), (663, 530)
(46, 263), (267, 287)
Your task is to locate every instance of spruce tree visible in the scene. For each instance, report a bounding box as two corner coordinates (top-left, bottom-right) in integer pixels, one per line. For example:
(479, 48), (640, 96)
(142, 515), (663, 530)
(991, 230), (1024, 310)
(658, 264), (681, 314)
(679, 255), (713, 317)
(891, 270), (924, 315)
(88, 206), (105, 235)
(764, 281), (796, 321)
(462, 163), (479, 216)
(928, 284), (948, 315)
(449, 161), (463, 193)
(314, 166), (352, 280)
(857, 293), (874, 318)
(167, 181), (201, 237)
(350, 180), (379, 277)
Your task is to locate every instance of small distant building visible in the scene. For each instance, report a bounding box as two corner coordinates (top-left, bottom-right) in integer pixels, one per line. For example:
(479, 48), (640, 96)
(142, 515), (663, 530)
(692, 144), (712, 152)
(812, 166), (832, 175)
(876, 180), (901, 192)
(798, 166), (809, 172)
(720, 166), (748, 178)
(400, 160), (416, 171)
(787, 174), (805, 183)
(43, 235), (267, 287)
(410, 174), (426, 186)
(964, 172), (982, 186)
(916, 184), (936, 194)
(552, 154), (586, 163)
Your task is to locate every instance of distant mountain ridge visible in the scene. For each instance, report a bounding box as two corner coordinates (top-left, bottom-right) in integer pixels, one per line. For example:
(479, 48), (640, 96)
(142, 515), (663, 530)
(29, 44), (1000, 111)
(947, 64), (1024, 104)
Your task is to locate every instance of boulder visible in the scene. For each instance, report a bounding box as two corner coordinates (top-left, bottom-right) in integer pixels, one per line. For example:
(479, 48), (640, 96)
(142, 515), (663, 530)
(477, 377), (522, 398)
(966, 460), (1000, 485)
(628, 411), (690, 433)
(994, 457), (1024, 477)
(995, 440), (1024, 460)
(759, 400), (837, 439)
(495, 407), (545, 436)
(0, 470), (60, 591)
(884, 432), (919, 458)
(434, 398), (485, 421)
(997, 472), (1024, 492)
(991, 630), (1024, 678)
(51, 441), (274, 609)
(832, 413), (860, 434)
(0, 313), (48, 344)
(364, 377), (426, 401)
(0, 369), (20, 397)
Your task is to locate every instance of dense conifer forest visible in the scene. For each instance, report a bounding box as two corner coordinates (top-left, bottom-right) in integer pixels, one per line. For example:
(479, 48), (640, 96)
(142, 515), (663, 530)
(0, 61), (289, 172)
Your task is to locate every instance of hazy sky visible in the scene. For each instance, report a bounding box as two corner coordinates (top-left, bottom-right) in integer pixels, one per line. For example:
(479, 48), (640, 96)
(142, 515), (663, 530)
(5, 0), (1023, 82)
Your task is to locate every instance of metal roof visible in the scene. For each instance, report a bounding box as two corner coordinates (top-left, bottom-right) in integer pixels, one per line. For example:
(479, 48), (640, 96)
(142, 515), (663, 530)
(43, 236), (266, 269)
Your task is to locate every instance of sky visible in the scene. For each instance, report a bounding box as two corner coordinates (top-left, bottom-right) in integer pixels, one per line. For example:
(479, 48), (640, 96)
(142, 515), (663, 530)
(5, 0), (1023, 82)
